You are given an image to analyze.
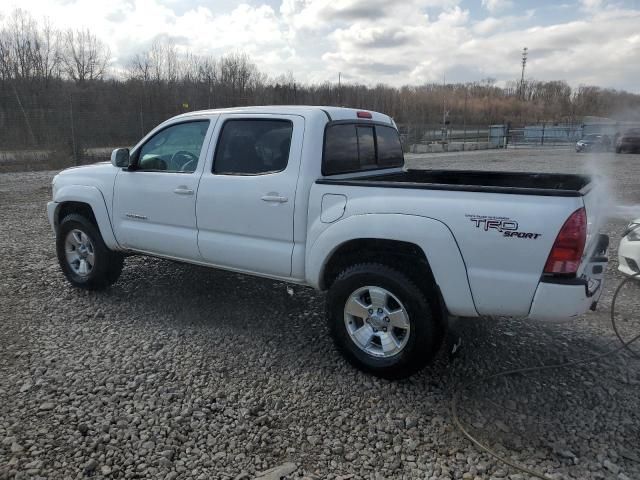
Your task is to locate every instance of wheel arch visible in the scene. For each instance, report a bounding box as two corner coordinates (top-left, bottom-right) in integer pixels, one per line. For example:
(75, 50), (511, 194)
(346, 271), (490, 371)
(56, 201), (97, 227)
(52, 185), (120, 250)
(306, 214), (478, 318)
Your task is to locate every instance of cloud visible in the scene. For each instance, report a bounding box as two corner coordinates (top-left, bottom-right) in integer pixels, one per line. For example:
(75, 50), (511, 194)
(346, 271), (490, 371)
(280, 0), (461, 33)
(580, 0), (603, 10)
(0, 0), (639, 92)
(481, 0), (513, 13)
(472, 10), (534, 35)
(309, 2), (640, 91)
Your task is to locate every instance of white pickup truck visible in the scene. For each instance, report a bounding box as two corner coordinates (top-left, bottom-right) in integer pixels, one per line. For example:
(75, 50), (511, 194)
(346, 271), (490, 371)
(48, 106), (610, 378)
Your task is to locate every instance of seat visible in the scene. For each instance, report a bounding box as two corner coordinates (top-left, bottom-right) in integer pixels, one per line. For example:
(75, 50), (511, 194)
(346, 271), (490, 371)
(220, 136), (259, 173)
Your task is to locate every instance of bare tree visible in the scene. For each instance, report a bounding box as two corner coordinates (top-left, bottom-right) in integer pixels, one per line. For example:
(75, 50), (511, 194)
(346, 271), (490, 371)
(62, 28), (110, 82)
(0, 25), (12, 80)
(127, 50), (152, 82)
(34, 19), (62, 84)
(0, 10), (62, 83)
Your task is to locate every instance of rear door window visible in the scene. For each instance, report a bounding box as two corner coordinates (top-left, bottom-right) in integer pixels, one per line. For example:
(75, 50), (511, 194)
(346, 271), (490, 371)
(214, 119), (293, 175)
(323, 123), (404, 175)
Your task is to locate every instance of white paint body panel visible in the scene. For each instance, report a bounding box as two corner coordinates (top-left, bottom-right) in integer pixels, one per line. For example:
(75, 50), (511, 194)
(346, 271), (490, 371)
(304, 213), (478, 317)
(48, 105), (607, 322)
(196, 113), (304, 277)
(618, 220), (640, 277)
(528, 281), (598, 321)
(49, 163), (122, 249)
(111, 115), (217, 260)
(113, 170), (200, 259)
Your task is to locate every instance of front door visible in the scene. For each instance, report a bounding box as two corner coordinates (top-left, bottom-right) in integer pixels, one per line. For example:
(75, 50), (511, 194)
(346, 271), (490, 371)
(112, 118), (214, 260)
(196, 114), (303, 277)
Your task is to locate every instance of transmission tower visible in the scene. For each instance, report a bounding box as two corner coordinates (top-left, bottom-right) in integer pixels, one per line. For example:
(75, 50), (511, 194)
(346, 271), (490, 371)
(520, 47), (528, 100)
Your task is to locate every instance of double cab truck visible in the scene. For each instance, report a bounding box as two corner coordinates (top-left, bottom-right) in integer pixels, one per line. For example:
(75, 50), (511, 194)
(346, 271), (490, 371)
(48, 106), (609, 378)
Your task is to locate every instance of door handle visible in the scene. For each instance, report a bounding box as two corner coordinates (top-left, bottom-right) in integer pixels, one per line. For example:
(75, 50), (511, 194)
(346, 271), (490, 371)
(174, 187), (194, 195)
(261, 194), (288, 203)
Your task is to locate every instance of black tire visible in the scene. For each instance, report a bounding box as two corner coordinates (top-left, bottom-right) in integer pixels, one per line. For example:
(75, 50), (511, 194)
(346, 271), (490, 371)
(56, 213), (124, 290)
(616, 146), (623, 154)
(326, 263), (444, 379)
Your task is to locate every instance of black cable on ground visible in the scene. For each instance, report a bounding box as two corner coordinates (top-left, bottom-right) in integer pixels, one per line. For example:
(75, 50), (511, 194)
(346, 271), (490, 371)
(611, 273), (640, 359)
(451, 272), (640, 480)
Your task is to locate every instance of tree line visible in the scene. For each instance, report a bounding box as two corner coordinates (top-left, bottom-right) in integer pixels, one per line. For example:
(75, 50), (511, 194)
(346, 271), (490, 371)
(1, 8), (640, 156)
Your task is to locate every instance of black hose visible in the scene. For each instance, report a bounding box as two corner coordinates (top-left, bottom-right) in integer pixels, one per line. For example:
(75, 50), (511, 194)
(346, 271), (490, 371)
(611, 273), (640, 359)
(451, 272), (640, 480)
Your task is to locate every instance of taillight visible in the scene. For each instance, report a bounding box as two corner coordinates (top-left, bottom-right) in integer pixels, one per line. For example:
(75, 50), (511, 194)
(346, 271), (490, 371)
(357, 111), (372, 119)
(544, 207), (587, 276)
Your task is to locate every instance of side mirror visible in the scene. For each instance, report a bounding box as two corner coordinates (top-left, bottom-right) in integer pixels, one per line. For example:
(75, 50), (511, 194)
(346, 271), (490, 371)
(111, 148), (130, 168)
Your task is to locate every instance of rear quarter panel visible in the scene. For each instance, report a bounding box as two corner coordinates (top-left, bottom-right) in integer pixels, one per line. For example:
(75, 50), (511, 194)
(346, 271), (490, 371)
(307, 183), (584, 317)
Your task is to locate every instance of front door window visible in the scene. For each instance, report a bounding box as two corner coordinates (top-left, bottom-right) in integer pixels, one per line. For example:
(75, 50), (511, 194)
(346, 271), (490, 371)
(136, 120), (209, 173)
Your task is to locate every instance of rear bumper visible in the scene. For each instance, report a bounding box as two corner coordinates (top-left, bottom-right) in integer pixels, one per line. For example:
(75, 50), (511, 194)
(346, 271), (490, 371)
(528, 234), (608, 321)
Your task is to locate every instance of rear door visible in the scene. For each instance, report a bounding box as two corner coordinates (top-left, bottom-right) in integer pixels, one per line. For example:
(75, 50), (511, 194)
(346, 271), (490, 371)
(196, 114), (304, 277)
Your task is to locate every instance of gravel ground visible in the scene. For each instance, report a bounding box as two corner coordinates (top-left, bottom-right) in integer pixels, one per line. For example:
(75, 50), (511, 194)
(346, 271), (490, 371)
(1, 148), (639, 480)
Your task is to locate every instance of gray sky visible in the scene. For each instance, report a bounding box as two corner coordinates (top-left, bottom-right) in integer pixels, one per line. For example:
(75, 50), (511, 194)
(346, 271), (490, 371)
(2, 0), (640, 91)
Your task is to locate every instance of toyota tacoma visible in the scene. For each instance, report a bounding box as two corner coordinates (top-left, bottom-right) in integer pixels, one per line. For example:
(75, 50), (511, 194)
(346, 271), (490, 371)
(48, 106), (609, 378)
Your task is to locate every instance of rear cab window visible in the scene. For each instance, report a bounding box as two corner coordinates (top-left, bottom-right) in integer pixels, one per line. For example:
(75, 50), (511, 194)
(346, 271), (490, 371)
(323, 122), (404, 175)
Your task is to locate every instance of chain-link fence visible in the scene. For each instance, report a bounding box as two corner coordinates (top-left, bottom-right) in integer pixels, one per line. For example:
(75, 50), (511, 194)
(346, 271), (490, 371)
(0, 87), (196, 171)
(403, 122), (640, 152)
(505, 124), (583, 147)
(399, 124), (499, 153)
(3, 83), (639, 172)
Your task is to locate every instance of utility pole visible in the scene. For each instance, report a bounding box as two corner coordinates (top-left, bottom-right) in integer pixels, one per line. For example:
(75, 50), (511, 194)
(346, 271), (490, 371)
(520, 47), (528, 101)
(338, 72), (341, 105)
(69, 95), (78, 166)
(463, 87), (468, 151)
(441, 73), (449, 145)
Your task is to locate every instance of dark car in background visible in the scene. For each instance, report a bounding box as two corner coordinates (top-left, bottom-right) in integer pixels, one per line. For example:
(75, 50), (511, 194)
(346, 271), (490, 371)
(575, 134), (611, 152)
(616, 128), (640, 153)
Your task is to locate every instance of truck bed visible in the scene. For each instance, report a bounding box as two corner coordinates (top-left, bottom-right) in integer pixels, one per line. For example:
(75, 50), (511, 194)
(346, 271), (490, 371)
(317, 169), (593, 197)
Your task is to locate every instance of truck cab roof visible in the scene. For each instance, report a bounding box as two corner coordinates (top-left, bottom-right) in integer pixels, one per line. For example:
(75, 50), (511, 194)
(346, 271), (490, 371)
(173, 105), (395, 125)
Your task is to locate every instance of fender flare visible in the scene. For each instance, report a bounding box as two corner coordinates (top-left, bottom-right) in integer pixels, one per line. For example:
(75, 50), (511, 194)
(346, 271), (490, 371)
(52, 185), (120, 250)
(306, 213), (478, 317)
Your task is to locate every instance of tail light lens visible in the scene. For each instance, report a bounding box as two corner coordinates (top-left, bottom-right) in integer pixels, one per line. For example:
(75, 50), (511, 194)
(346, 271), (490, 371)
(544, 207), (587, 276)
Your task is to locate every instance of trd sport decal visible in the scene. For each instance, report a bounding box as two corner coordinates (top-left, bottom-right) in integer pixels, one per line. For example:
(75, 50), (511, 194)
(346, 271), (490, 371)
(465, 214), (542, 239)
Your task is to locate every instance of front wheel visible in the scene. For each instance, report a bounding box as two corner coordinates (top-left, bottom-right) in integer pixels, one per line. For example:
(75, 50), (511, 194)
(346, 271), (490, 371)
(56, 213), (124, 290)
(326, 263), (444, 379)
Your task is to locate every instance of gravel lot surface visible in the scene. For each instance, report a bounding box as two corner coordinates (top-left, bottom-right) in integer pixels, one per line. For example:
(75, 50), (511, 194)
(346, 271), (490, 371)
(1, 148), (639, 480)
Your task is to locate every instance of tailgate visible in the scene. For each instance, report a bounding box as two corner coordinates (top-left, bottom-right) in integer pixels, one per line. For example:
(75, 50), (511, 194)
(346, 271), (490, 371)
(575, 178), (609, 298)
(580, 178), (609, 271)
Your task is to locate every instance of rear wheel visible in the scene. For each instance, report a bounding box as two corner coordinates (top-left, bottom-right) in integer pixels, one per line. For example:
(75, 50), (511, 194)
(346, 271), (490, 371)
(56, 214), (124, 290)
(326, 263), (444, 379)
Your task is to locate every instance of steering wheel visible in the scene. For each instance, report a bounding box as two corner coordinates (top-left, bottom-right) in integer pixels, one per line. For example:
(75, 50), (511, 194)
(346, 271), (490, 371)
(169, 150), (199, 172)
